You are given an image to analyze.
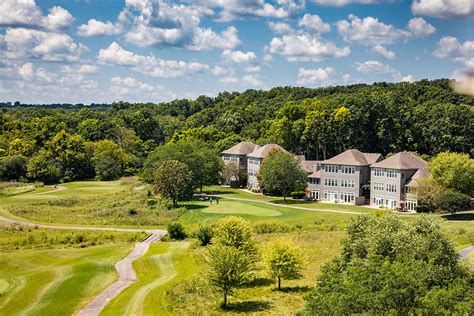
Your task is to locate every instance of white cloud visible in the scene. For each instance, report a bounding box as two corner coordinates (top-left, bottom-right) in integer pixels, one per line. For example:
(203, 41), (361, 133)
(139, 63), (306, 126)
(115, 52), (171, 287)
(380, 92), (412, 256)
(355, 60), (397, 74)
(401, 74), (415, 82)
(97, 42), (208, 78)
(211, 65), (231, 76)
(0, 0), (73, 31)
(297, 67), (335, 84)
(3, 28), (87, 62)
(220, 76), (240, 84)
(60, 64), (99, 74)
(119, 0), (240, 51)
(312, 0), (392, 6)
(18, 63), (35, 80)
(110, 76), (154, 92)
(245, 65), (261, 73)
(219, 74), (264, 87)
(187, 0), (304, 21)
(268, 21), (294, 35)
(412, 0), (474, 18)
(407, 17), (436, 37)
(342, 73), (352, 82)
(298, 14), (330, 33)
(267, 33), (350, 62)
(337, 15), (411, 46)
(77, 19), (122, 37)
(433, 36), (474, 69)
(372, 44), (395, 59)
(221, 49), (257, 64)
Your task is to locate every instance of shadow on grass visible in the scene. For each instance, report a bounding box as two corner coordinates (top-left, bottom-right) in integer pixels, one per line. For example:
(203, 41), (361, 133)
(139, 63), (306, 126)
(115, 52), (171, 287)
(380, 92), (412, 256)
(224, 300), (272, 313)
(275, 286), (311, 293)
(247, 277), (274, 287)
(441, 213), (474, 221)
(271, 199), (313, 205)
(182, 203), (207, 211)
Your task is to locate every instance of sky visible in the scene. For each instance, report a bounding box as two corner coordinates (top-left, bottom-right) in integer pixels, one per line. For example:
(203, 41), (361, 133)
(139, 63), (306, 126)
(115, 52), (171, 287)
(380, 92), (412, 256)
(0, 0), (472, 104)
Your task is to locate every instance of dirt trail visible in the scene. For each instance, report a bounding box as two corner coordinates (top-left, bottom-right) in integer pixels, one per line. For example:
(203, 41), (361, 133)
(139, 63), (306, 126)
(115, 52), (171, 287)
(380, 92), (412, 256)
(35, 185), (67, 195)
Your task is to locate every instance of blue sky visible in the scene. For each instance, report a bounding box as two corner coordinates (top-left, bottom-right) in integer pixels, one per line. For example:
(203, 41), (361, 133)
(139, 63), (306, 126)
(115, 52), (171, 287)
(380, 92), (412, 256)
(0, 0), (472, 104)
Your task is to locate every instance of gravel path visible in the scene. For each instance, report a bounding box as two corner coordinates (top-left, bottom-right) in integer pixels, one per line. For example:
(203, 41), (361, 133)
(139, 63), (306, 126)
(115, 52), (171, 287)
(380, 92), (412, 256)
(35, 185), (67, 195)
(460, 246), (474, 259)
(0, 215), (167, 316)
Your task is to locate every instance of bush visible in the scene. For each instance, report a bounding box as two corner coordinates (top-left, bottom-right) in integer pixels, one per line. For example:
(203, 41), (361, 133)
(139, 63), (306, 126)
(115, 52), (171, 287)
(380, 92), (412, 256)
(415, 204), (431, 213)
(196, 226), (214, 246)
(128, 208), (138, 216)
(291, 191), (306, 199)
(253, 221), (291, 234)
(168, 222), (187, 240)
(434, 189), (472, 214)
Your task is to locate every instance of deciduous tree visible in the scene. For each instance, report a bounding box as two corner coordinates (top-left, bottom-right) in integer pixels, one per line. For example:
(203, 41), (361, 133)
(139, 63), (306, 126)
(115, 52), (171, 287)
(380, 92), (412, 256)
(152, 160), (193, 207)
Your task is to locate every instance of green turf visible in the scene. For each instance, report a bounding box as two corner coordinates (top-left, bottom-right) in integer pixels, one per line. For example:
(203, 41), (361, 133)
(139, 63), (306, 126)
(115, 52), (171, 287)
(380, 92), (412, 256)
(101, 241), (196, 315)
(0, 244), (133, 315)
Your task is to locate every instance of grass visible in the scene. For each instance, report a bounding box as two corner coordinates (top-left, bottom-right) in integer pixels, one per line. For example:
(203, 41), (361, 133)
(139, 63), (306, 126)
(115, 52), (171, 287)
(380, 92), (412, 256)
(101, 241), (196, 315)
(0, 244), (133, 315)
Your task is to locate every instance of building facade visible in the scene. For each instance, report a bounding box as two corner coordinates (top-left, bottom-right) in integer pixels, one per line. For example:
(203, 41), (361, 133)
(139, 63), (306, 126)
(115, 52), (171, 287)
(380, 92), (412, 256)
(370, 151), (428, 211)
(221, 141), (258, 186)
(307, 149), (382, 205)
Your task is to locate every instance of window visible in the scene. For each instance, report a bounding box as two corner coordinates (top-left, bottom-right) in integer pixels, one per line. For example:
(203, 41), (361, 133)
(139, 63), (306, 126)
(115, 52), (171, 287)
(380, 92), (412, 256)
(373, 196), (384, 206)
(406, 186), (417, 194)
(341, 179), (355, 188)
(324, 165), (339, 173)
(340, 192), (355, 203)
(386, 184), (397, 192)
(341, 166), (355, 174)
(308, 178), (318, 185)
(386, 169), (397, 178)
(324, 191), (338, 202)
(406, 198), (417, 211)
(324, 178), (338, 187)
(386, 198), (397, 209)
(374, 168), (384, 176)
(223, 156), (230, 161)
(373, 182), (384, 191)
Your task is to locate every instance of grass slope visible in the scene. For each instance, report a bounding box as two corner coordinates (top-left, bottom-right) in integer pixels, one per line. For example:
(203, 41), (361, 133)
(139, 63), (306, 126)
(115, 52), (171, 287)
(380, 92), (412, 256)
(0, 244), (133, 315)
(101, 241), (195, 315)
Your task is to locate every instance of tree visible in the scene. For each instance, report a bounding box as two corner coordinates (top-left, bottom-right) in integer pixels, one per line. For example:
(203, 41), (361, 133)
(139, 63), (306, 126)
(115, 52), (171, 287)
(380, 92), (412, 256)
(167, 222), (187, 240)
(27, 150), (61, 184)
(207, 216), (258, 308)
(207, 244), (254, 308)
(222, 161), (247, 187)
(152, 160), (193, 207)
(91, 140), (126, 180)
(196, 225), (214, 246)
(0, 155), (27, 181)
(263, 239), (306, 289)
(417, 179), (445, 212)
(433, 189), (472, 214)
(429, 152), (474, 196)
(258, 151), (307, 201)
(303, 212), (473, 314)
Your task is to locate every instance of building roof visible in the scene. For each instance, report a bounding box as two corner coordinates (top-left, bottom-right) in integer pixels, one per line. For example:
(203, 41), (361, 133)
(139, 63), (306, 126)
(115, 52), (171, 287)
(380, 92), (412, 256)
(371, 151), (427, 170)
(297, 155), (320, 173)
(364, 153), (383, 165)
(308, 170), (321, 178)
(405, 167), (430, 187)
(322, 149), (381, 166)
(247, 143), (287, 159)
(221, 141), (259, 155)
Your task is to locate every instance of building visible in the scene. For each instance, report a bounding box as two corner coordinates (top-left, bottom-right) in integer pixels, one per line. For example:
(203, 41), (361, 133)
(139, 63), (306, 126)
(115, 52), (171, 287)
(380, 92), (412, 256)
(247, 144), (287, 189)
(370, 151), (428, 211)
(221, 141), (259, 186)
(307, 149), (382, 205)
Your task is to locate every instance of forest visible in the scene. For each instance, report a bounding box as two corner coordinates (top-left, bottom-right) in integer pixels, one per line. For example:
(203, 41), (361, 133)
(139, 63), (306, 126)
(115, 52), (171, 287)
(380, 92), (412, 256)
(0, 79), (473, 183)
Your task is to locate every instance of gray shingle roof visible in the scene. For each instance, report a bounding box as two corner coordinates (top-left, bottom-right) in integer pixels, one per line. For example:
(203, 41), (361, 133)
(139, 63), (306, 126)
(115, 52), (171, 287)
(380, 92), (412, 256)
(371, 151), (427, 170)
(221, 141), (259, 155)
(297, 155), (320, 173)
(247, 144), (287, 159)
(322, 149), (381, 166)
(405, 167), (430, 187)
(308, 170), (321, 178)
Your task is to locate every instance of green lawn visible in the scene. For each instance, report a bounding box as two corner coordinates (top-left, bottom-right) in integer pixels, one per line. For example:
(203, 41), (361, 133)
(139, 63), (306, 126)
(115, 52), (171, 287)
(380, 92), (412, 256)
(0, 244), (133, 316)
(101, 241), (196, 315)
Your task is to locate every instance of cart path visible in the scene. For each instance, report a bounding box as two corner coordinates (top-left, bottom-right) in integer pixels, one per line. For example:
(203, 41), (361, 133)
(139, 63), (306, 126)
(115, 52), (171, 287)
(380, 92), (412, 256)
(0, 215), (167, 316)
(222, 196), (365, 215)
(35, 185), (67, 194)
(460, 246), (474, 259)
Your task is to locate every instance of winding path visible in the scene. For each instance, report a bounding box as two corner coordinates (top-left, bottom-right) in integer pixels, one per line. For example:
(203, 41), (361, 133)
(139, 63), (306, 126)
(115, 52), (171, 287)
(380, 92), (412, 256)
(35, 185), (67, 195)
(0, 215), (167, 316)
(460, 246), (474, 259)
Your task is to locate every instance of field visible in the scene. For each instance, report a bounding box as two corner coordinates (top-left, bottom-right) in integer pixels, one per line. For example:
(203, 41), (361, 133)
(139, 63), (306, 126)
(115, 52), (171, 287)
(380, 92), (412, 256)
(0, 180), (472, 315)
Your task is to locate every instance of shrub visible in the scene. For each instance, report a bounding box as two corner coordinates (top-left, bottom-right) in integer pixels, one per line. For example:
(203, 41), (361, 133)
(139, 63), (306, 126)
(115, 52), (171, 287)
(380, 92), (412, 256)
(415, 204), (431, 213)
(434, 189), (472, 214)
(168, 222), (187, 240)
(291, 191), (306, 199)
(253, 221), (291, 234)
(128, 208), (138, 216)
(196, 226), (214, 246)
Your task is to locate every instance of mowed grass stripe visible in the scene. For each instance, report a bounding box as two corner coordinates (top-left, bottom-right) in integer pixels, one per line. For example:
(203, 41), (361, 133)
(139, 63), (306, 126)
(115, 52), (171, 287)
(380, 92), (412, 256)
(101, 242), (193, 316)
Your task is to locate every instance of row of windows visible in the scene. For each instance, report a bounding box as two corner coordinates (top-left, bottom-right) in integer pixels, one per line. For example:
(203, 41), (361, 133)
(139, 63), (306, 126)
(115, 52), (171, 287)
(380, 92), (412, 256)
(373, 196), (397, 208)
(373, 168), (397, 178)
(248, 159), (260, 165)
(323, 165), (355, 174)
(406, 186), (417, 194)
(308, 178), (320, 185)
(341, 179), (355, 188)
(248, 170), (258, 176)
(323, 191), (355, 203)
(373, 182), (397, 192)
(223, 156), (239, 162)
(324, 178), (338, 187)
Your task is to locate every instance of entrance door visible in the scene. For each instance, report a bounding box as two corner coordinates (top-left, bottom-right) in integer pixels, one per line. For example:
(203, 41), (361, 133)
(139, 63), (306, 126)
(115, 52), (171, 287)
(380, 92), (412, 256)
(312, 190), (320, 200)
(386, 198), (397, 209)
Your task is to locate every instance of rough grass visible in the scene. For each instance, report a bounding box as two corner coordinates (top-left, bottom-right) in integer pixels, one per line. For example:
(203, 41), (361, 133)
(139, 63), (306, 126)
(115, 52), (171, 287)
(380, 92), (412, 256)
(0, 244), (133, 315)
(0, 182), (37, 197)
(0, 224), (146, 251)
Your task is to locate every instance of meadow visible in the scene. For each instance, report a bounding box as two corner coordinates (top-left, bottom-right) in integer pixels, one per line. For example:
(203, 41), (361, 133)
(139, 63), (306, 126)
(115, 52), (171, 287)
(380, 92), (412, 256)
(0, 180), (472, 315)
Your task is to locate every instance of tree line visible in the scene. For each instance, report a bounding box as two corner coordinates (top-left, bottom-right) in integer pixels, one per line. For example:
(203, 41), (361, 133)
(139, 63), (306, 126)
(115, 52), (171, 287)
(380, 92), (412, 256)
(0, 79), (472, 183)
